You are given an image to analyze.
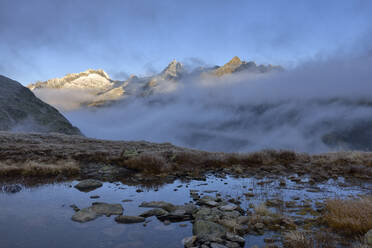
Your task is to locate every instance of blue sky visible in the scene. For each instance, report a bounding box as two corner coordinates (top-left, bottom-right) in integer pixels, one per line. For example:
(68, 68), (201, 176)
(0, 0), (371, 84)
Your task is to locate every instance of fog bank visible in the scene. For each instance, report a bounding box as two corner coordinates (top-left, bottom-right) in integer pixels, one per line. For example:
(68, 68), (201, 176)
(63, 54), (372, 153)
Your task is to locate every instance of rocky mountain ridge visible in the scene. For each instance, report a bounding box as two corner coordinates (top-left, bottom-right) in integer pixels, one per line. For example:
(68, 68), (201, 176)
(27, 57), (282, 108)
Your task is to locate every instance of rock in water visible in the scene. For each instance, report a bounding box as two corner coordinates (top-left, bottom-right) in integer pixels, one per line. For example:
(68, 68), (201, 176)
(71, 207), (97, 222)
(0, 75), (81, 135)
(71, 202), (123, 222)
(139, 201), (176, 212)
(193, 220), (226, 237)
(74, 179), (103, 192)
(91, 202), (123, 216)
(115, 216), (146, 224)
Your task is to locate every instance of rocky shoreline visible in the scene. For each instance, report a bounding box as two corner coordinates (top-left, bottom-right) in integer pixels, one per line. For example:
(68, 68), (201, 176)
(1, 132), (372, 247)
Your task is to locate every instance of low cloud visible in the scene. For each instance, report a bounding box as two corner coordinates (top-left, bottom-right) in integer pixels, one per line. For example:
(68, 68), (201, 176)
(62, 52), (372, 153)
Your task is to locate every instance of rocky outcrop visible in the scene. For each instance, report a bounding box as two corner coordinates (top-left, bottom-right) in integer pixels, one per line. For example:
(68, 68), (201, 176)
(0, 75), (81, 135)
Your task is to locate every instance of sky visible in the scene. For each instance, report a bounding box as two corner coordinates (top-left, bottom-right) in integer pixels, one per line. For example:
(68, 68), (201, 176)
(0, 0), (371, 84)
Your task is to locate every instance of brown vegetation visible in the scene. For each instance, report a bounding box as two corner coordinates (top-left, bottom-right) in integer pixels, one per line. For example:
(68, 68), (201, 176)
(324, 196), (372, 235)
(283, 231), (335, 248)
(0, 160), (79, 177)
(1, 132), (372, 178)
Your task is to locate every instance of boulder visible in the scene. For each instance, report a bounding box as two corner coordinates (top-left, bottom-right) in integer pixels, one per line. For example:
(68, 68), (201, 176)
(193, 220), (226, 237)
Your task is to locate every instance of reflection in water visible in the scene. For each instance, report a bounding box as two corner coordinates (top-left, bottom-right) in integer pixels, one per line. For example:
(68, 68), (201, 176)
(0, 175), (371, 248)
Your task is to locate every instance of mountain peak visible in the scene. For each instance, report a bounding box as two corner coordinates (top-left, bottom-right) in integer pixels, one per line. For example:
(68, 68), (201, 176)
(227, 56), (242, 65)
(160, 59), (184, 80)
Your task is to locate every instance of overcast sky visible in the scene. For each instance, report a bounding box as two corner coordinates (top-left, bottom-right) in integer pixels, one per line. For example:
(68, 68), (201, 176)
(0, 0), (371, 84)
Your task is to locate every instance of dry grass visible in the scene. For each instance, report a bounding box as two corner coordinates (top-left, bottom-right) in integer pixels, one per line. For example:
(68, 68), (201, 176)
(324, 196), (372, 235)
(254, 203), (272, 216)
(284, 231), (313, 248)
(1, 132), (372, 178)
(0, 160), (80, 177)
(121, 153), (172, 173)
(283, 231), (335, 248)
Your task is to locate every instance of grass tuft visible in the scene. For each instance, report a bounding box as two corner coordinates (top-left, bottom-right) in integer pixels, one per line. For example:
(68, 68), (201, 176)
(324, 196), (372, 235)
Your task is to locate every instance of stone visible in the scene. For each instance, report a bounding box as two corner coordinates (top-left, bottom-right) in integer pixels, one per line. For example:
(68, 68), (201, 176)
(254, 223), (264, 230)
(365, 229), (372, 245)
(225, 232), (245, 244)
(74, 179), (102, 192)
(182, 236), (197, 248)
(140, 208), (169, 217)
(193, 220), (226, 237)
(139, 201), (176, 212)
(237, 216), (250, 225)
(71, 207), (97, 222)
(219, 204), (237, 211)
(90, 195), (100, 199)
(115, 216), (145, 224)
(204, 201), (219, 207)
(71, 202), (123, 223)
(210, 243), (228, 248)
(193, 207), (223, 222)
(224, 241), (241, 248)
(91, 202), (123, 216)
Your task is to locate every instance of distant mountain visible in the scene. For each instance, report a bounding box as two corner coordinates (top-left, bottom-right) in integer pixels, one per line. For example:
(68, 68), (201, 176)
(28, 69), (125, 107)
(28, 57), (282, 109)
(0, 75), (82, 135)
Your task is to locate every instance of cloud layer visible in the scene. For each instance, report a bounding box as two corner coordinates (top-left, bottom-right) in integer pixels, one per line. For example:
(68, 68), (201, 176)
(62, 52), (372, 153)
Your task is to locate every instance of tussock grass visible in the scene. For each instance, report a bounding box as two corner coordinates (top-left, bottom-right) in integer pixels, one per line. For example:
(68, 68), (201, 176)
(0, 160), (80, 177)
(284, 231), (313, 248)
(254, 203), (272, 216)
(121, 153), (171, 173)
(324, 196), (372, 235)
(283, 231), (335, 248)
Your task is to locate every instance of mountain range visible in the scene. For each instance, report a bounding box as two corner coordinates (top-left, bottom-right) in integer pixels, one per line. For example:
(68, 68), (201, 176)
(27, 57), (282, 109)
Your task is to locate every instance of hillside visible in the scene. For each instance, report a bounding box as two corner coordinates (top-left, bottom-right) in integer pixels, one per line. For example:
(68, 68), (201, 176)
(0, 75), (82, 135)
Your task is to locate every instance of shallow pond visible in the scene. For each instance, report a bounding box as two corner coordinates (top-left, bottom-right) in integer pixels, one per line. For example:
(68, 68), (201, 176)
(0, 175), (371, 248)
